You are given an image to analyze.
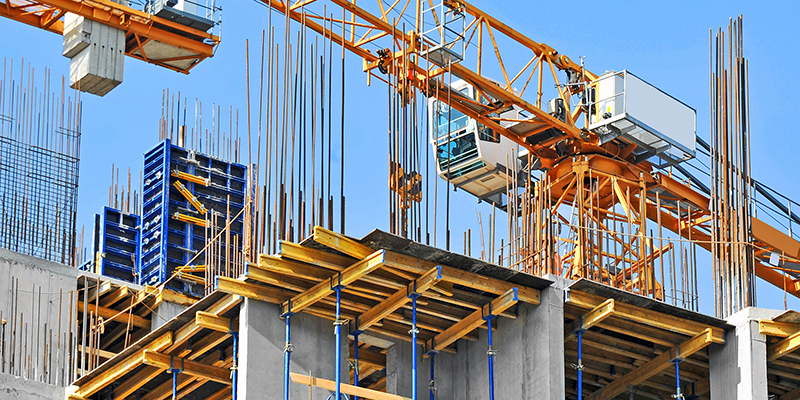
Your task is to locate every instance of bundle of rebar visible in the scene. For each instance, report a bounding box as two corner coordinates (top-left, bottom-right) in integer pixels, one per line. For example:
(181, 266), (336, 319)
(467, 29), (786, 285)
(709, 16), (756, 318)
(0, 58), (81, 266)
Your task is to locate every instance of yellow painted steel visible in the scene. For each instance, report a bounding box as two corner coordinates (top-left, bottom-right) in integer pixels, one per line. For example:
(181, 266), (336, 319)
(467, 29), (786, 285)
(171, 170), (209, 186)
(173, 181), (208, 215)
(172, 212), (208, 228)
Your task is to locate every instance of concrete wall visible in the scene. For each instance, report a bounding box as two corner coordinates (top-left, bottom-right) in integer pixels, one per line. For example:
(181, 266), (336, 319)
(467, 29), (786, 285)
(237, 298), (348, 400)
(385, 277), (567, 400)
(709, 307), (781, 400)
(0, 373), (65, 399)
(0, 249), (79, 386)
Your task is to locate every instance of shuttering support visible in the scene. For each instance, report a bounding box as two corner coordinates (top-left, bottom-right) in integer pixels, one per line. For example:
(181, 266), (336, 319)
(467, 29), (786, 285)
(91, 207), (141, 282)
(140, 139), (247, 293)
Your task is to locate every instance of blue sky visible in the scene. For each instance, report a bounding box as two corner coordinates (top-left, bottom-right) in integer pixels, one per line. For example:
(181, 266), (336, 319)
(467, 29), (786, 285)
(1, 0), (799, 314)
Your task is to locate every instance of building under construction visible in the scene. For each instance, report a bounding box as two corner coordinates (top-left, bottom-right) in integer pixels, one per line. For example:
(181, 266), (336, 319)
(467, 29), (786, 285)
(1, 1), (800, 400)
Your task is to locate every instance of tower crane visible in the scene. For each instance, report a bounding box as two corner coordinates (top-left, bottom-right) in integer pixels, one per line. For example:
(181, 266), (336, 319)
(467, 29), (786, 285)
(0, 0), (220, 94)
(259, 0), (800, 312)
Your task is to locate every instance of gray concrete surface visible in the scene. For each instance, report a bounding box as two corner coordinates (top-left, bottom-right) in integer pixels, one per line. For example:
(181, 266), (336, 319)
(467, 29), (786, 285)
(237, 298), (348, 400)
(0, 372), (65, 399)
(150, 301), (188, 331)
(386, 277), (567, 400)
(709, 307), (781, 400)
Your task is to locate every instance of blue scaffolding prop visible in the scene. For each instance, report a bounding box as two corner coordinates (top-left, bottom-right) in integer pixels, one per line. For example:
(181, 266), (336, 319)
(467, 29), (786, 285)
(139, 139), (247, 294)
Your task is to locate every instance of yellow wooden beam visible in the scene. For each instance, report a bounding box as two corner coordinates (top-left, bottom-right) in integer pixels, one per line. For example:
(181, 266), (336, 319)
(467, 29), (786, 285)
(383, 251), (540, 305)
(564, 298), (615, 342)
(142, 350), (232, 384)
(279, 240), (357, 269)
(74, 332), (173, 398)
(768, 330), (800, 361)
(196, 311), (235, 333)
(588, 327), (724, 400)
(354, 266), (442, 334)
(759, 319), (800, 338)
(290, 372), (410, 400)
(167, 294), (241, 353)
(567, 290), (711, 337)
(78, 301), (151, 329)
(425, 288), (518, 355)
(281, 250), (386, 316)
(111, 366), (162, 399)
(216, 276), (294, 304)
(313, 225), (375, 259)
(173, 181), (208, 215)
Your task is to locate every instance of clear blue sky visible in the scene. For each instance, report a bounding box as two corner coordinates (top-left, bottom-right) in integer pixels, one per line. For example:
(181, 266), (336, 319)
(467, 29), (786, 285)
(1, 0), (799, 314)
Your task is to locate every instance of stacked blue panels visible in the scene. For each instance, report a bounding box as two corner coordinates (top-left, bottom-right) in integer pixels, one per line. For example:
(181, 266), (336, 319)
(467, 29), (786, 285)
(97, 207), (141, 282)
(138, 139), (247, 294)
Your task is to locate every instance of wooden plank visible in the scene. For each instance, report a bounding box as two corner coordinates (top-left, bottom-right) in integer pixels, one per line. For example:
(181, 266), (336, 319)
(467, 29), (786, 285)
(567, 290), (712, 337)
(281, 250), (386, 316)
(279, 240), (357, 269)
(290, 372), (411, 400)
(167, 294), (241, 353)
(768, 330), (800, 361)
(206, 387), (232, 400)
(313, 225), (375, 259)
(383, 251), (540, 305)
(196, 311), (234, 333)
(564, 299), (615, 342)
(216, 276), (294, 304)
(425, 288), (518, 355)
(354, 266), (442, 334)
(588, 327), (724, 400)
(99, 286), (129, 308)
(143, 350), (232, 384)
(111, 366), (162, 399)
(157, 288), (200, 307)
(75, 331), (173, 397)
(78, 344), (117, 360)
(78, 301), (150, 329)
(759, 319), (800, 338)
(350, 345), (386, 368)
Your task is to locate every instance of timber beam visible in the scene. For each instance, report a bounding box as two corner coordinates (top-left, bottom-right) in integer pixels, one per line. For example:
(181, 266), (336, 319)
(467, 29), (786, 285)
(760, 319), (800, 338)
(352, 266), (442, 334)
(142, 350), (232, 384)
(291, 372), (410, 400)
(196, 311), (236, 333)
(567, 290), (714, 337)
(587, 327), (724, 400)
(281, 249), (386, 316)
(565, 298), (615, 342)
(73, 331), (173, 398)
(78, 301), (151, 329)
(768, 330), (800, 361)
(424, 288), (518, 356)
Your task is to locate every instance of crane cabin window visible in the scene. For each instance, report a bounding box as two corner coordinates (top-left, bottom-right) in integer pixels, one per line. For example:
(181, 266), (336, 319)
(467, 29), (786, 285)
(433, 101), (469, 139)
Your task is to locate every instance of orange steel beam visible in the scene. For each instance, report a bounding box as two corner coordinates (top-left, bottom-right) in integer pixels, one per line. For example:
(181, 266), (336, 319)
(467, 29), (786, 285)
(0, 0), (219, 73)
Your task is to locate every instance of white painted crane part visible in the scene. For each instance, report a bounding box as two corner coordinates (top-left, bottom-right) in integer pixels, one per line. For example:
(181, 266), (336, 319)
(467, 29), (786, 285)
(62, 10), (125, 97)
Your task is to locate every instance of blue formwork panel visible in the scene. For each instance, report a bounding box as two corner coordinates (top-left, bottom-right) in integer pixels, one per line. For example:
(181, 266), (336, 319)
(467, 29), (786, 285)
(138, 139), (247, 294)
(98, 207), (140, 282)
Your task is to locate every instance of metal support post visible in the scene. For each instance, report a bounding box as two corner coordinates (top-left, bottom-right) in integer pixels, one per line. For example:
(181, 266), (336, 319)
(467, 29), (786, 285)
(411, 296), (419, 400)
(577, 329), (584, 399)
(673, 359), (683, 399)
(169, 356), (183, 400)
(483, 303), (497, 400)
(335, 286), (343, 400)
(232, 329), (239, 400)
(429, 354), (435, 400)
(283, 314), (293, 400)
(353, 333), (359, 400)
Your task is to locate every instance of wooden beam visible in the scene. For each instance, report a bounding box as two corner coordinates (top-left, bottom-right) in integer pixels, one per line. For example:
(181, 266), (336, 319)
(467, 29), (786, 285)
(564, 299), (615, 342)
(216, 276), (294, 304)
(567, 290), (712, 337)
(196, 311), (235, 333)
(142, 350), (232, 384)
(291, 372), (410, 400)
(111, 366), (162, 399)
(167, 294), (241, 353)
(279, 240), (357, 269)
(100, 286), (129, 308)
(425, 288), (518, 355)
(588, 327), (724, 400)
(349, 345), (386, 368)
(78, 301), (151, 329)
(75, 331), (173, 398)
(354, 266), (442, 334)
(768, 330), (800, 361)
(313, 225), (375, 259)
(206, 387), (232, 400)
(759, 319), (800, 338)
(383, 251), (540, 305)
(281, 250), (386, 316)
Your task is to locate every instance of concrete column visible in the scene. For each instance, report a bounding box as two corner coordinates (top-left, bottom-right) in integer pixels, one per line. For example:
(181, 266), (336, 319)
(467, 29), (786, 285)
(385, 276), (565, 400)
(237, 298), (347, 400)
(709, 307), (781, 400)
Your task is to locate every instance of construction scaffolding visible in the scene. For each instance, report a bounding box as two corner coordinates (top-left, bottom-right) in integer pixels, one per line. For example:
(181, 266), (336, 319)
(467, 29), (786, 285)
(0, 58), (81, 266)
